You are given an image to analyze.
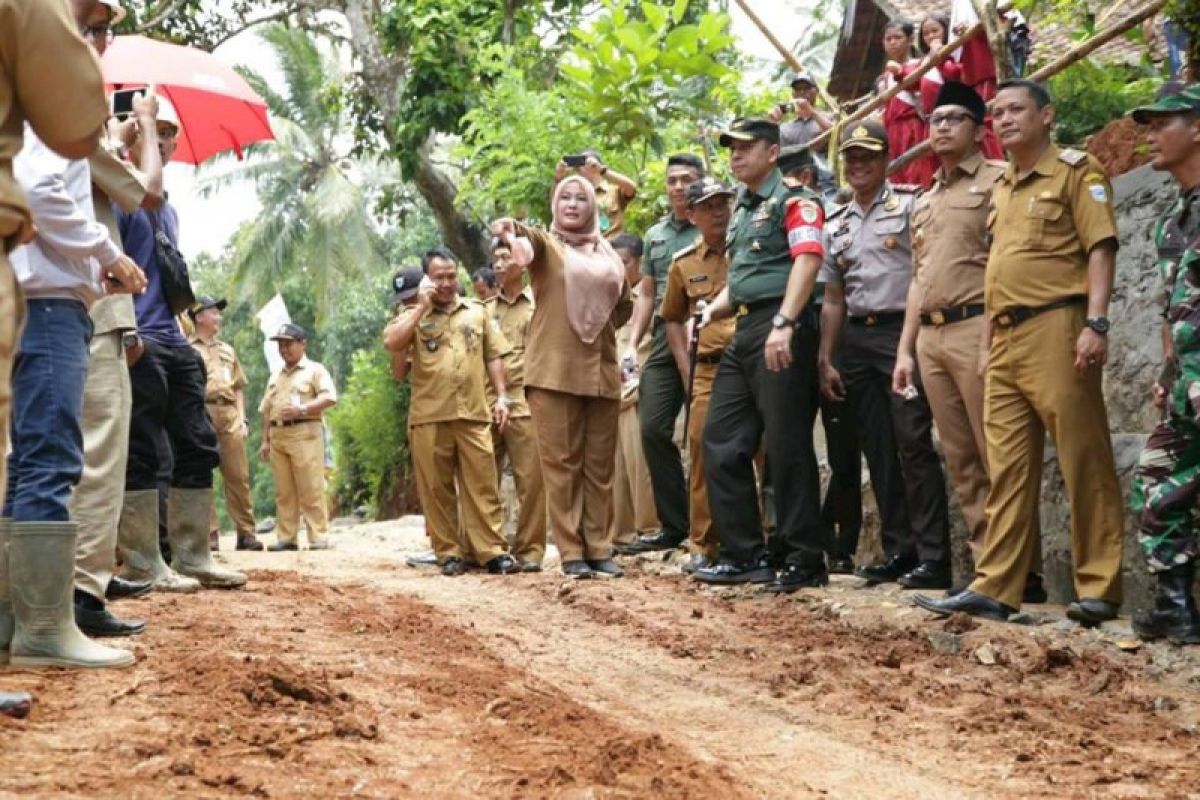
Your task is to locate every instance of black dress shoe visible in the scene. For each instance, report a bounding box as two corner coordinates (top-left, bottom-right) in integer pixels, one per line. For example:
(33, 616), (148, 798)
(624, 530), (686, 553)
(562, 560), (595, 578)
(913, 590), (1015, 622)
(856, 554), (917, 584)
(898, 561), (952, 590)
(765, 563), (829, 594)
(441, 557), (467, 577)
(612, 540), (643, 555)
(268, 541), (299, 552)
(405, 550), (439, 567)
(586, 558), (624, 577)
(74, 602), (146, 637)
(105, 576), (153, 601)
(486, 554), (520, 575)
(827, 556), (855, 575)
(0, 692), (32, 719)
(693, 558), (774, 585)
(681, 554), (714, 575)
(1066, 598), (1118, 627)
(1023, 572), (1048, 604)
(236, 533), (265, 551)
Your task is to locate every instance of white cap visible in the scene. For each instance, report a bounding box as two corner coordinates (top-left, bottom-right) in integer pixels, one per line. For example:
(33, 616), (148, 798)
(156, 95), (181, 131)
(96, 0), (127, 25)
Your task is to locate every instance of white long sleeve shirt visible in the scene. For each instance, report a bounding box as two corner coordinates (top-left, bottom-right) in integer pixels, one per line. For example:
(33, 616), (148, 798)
(9, 126), (118, 305)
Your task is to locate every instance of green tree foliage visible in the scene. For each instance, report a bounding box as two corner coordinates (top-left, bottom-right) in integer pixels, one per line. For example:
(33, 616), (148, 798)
(1047, 60), (1158, 144)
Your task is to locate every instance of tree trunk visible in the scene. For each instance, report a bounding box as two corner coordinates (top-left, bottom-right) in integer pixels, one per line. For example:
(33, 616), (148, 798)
(411, 138), (489, 267)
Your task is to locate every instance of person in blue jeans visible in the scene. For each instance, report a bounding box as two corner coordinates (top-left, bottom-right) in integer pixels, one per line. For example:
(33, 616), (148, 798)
(114, 97), (245, 592)
(5, 126), (145, 670)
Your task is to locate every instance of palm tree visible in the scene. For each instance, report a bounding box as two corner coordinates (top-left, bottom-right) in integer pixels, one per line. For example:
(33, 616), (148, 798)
(198, 24), (397, 316)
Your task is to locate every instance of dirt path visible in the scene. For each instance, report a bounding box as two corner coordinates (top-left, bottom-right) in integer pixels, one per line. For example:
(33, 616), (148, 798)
(2, 519), (1198, 799)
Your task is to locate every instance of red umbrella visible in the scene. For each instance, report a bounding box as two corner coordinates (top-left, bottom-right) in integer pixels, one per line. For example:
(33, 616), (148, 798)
(101, 35), (274, 165)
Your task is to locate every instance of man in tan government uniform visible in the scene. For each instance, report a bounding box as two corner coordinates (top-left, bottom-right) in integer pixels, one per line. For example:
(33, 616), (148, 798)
(916, 79), (1124, 625)
(893, 82), (1045, 602)
(259, 324), (338, 551)
(487, 240), (546, 571)
(0, 0), (112, 685)
(382, 247), (520, 576)
(660, 178), (736, 573)
(190, 296), (263, 552)
(610, 234), (660, 550)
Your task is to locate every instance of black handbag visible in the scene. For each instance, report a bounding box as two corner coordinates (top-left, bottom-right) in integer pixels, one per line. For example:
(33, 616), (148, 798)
(149, 210), (195, 315)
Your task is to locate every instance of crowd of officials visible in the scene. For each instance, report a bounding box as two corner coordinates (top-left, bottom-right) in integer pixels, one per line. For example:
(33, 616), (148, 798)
(0, 0), (340, 692)
(1, 3), (1199, 718)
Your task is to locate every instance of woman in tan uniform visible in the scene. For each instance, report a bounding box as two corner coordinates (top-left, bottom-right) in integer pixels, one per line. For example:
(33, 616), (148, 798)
(492, 177), (632, 578)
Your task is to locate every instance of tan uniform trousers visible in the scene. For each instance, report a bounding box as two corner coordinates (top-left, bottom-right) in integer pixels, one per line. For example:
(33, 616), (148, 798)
(491, 415), (547, 563)
(972, 306), (1123, 608)
(268, 420), (330, 546)
(611, 396), (659, 544)
(411, 419), (507, 563)
(527, 387), (619, 562)
(686, 361), (720, 559)
(70, 332), (131, 600)
(0, 255), (22, 510)
(207, 402), (256, 535)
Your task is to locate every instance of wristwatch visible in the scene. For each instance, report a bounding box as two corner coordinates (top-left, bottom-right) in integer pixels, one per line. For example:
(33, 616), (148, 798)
(1085, 317), (1111, 335)
(771, 313), (796, 329)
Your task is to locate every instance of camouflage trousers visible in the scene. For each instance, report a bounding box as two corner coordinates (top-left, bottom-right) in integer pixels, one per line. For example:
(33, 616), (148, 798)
(1131, 411), (1200, 571)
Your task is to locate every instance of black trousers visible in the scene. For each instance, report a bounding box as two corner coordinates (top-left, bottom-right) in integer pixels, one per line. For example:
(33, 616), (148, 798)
(638, 323), (688, 538)
(840, 319), (948, 563)
(126, 341), (220, 491)
(703, 304), (823, 567)
(817, 391), (862, 558)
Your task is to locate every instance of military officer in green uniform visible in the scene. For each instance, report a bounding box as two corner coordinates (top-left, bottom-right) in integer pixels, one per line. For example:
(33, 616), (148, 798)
(692, 118), (830, 593)
(622, 154), (705, 553)
(1130, 83), (1200, 646)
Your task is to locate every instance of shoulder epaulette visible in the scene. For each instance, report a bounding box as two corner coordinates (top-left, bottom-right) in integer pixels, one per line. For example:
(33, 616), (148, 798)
(983, 159), (1008, 170)
(672, 240), (701, 261)
(1058, 148), (1088, 167)
(826, 202), (850, 219)
(889, 183), (921, 194)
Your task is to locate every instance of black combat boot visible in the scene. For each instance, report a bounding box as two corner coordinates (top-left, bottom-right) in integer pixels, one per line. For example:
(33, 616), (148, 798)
(1132, 563), (1200, 645)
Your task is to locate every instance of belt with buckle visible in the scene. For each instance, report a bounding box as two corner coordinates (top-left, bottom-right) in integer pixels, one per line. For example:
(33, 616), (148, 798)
(205, 398), (236, 406)
(271, 418), (320, 428)
(735, 299), (781, 318)
(920, 303), (985, 327)
(992, 296), (1085, 329)
(848, 311), (905, 327)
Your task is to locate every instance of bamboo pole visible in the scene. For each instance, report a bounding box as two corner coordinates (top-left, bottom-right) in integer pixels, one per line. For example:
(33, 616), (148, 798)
(732, 0), (841, 112)
(885, 0), (1169, 177)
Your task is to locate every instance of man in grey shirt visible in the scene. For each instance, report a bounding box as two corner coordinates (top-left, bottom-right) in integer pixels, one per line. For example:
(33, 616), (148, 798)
(816, 120), (950, 591)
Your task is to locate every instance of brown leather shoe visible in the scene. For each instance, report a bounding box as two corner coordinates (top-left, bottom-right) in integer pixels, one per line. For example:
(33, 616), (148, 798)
(209, 530), (219, 551)
(236, 533), (265, 552)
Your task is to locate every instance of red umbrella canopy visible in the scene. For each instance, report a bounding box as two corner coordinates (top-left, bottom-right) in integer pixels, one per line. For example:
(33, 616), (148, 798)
(101, 35), (274, 165)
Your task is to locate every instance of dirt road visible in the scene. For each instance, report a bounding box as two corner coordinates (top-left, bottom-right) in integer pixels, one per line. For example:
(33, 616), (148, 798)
(2, 519), (1198, 799)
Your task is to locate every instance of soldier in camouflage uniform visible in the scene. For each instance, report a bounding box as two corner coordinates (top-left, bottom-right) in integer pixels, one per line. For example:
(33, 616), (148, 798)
(1129, 83), (1200, 646)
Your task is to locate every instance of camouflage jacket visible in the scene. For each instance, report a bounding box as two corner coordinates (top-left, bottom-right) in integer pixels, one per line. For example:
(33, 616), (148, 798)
(1156, 183), (1200, 419)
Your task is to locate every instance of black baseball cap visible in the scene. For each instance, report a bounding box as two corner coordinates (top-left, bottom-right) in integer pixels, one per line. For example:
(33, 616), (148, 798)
(187, 295), (227, 319)
(391, 267), (424, 304)
(718, 118), (780, 147)
(777, 145), (815, 175)
(839, 120), (889, 153)
(687, 177), (734, 206)
(269, 322), (308, 342)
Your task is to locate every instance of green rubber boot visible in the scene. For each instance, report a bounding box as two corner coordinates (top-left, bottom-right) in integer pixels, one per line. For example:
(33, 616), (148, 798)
(1, 518), (12, 664)
(117, 490), (200, 593)
(8, 521), (134, 669)
(168, 488), (246, 589)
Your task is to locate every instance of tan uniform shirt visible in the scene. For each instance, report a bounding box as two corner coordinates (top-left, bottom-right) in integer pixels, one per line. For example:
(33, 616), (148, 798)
(595, 179), (631, 239)
(659, 237), (735, 360)
(191, 336), (247, 404)
(985, 144), (1118, 314)
(88, 142), (147, 335)
(485, 288), (533, 419)
(398, 297), (511, 427)
(911, 152), (1006, 312)
(260, 357), (337, 423)
(518, 223), (633, 400)
(0, 0), (108, 246)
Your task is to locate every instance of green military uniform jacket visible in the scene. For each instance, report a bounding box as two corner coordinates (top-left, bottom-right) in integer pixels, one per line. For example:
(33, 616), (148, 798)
(1156, 184), (1200, 420)
(727, 168), (821, 306)
(642, 214), (696, 311)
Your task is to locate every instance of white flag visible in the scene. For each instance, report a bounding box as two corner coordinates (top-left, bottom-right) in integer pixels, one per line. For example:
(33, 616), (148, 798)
(255, 293), (290, 375)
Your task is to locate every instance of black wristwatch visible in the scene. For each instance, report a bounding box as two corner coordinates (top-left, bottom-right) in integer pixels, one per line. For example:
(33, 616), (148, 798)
(1085, 317), (1111, 336)
(772, 313), (796, 329)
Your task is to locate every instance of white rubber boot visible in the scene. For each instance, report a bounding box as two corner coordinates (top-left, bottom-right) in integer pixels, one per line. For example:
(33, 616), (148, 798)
(117, 489), (200, 593)
(168, 488), (247, 589)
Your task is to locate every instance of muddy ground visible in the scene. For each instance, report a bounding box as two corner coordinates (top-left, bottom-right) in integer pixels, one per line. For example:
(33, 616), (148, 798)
(2, 519), (1198, 799)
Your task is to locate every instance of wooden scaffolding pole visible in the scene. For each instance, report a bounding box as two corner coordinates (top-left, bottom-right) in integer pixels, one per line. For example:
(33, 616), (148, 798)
(732, 0), (841, 112)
